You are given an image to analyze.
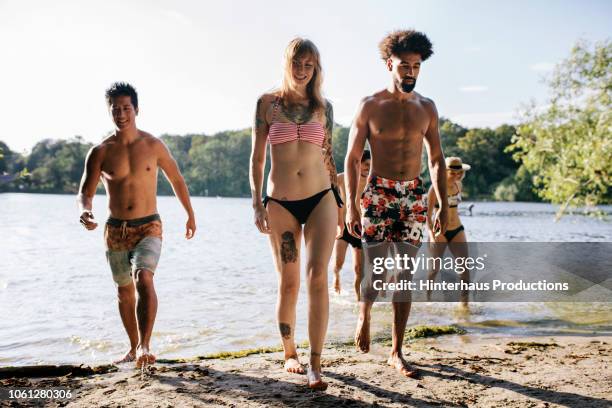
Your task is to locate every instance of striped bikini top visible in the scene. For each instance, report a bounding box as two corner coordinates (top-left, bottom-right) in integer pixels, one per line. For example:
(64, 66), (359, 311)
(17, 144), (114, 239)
(268, 97), (325, 147)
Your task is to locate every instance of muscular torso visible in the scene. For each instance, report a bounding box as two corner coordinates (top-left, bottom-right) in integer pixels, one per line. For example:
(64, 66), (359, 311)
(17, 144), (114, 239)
(367, 91), (432, 181)
(265, 98), (330, 199)
(99, 132), (159, 219)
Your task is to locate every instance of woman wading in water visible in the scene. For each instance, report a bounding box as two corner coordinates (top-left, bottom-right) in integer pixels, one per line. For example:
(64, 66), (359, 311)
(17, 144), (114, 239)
(249, 38), (343, 390)
(427, 156), (471, 308)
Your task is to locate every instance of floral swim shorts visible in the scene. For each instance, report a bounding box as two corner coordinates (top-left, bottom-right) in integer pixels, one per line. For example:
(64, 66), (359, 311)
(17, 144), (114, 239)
(104, 214), (163, 287)
(360, 175), (427, 246)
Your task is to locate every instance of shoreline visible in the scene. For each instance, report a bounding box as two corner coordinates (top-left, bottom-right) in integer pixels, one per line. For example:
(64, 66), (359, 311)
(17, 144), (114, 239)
(1, 330), (610, 407)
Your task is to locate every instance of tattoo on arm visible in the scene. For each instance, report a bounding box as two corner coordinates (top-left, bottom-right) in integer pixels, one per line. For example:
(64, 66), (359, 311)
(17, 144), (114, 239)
(280, 231), (298, 263)
(279, 323), (292, 339)
(310, 352), (321, 357)
(254, 96), (264, 130)
(323, 101), (338, 187)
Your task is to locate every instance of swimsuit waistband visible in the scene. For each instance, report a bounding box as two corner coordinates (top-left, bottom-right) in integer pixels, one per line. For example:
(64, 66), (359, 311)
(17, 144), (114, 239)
(106, 213), (161, 228)
(368, 175), (422, 190)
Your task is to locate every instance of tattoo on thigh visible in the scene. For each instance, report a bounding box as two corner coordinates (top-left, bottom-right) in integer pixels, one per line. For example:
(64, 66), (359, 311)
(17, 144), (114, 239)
(311, 352), (321, 357)
(279, 323), (292, 339)
(280, 231), (298, 263)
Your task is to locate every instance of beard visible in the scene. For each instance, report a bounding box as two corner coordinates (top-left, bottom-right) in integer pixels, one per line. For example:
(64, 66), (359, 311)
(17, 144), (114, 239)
(399, 77), (417, 93)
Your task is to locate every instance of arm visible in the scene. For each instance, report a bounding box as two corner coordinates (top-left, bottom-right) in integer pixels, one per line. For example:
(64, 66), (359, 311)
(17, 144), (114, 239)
(423, 99), (448, 233)
(322, 100), (339, 188)
(426, 185), (437, 237)
(77, 145), (103, 230)
(336, 173), (346, 225)
(249, 95), (271, 233)
(344, 98), (370, 237)
(157, 140), (196, 239)
(323, 100), (343, 237)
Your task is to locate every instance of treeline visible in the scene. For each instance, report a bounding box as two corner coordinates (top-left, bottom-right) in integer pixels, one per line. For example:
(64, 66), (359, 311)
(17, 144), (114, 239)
(0, 119), (535, 201)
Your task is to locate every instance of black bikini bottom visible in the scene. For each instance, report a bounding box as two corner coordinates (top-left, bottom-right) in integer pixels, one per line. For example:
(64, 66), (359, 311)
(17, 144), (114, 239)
(263, 186), (343, 225)
(444, 225), (465, 242)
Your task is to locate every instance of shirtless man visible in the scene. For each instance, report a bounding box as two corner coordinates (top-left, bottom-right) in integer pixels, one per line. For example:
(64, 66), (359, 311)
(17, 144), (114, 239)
(332, 150), (370, 299)
(77, 82), (196, 368)
(345, 30), (448, 377)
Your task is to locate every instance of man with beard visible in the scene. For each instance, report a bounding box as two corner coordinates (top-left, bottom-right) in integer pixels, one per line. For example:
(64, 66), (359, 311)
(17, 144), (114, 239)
(344, 30), (448, 378)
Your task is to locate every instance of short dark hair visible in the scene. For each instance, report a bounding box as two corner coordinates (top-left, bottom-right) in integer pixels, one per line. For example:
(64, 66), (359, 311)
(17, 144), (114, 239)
(361, 150), (371, 162)
(379, 30), (433, 61)
(105, 82), (138, 109)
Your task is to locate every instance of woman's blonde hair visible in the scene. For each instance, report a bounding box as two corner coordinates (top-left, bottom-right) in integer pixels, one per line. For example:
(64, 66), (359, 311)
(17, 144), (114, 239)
(280, 38), (326, 112)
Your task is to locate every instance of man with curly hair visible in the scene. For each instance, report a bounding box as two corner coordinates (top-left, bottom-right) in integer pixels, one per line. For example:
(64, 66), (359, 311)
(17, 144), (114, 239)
(344, 30), (448, 378)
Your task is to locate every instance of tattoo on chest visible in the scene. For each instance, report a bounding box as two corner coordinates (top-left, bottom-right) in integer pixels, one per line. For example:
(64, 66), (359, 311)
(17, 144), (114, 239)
(281, 101), (313, 124)
(280, 231), (298, 263)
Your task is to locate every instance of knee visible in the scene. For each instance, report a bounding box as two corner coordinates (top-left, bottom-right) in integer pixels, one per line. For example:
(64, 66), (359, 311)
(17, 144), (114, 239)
(134, 269), (154, 292)
(117, 285), (135, 303)
(306, 262), (327, 288)
(279, 278), (299, 297)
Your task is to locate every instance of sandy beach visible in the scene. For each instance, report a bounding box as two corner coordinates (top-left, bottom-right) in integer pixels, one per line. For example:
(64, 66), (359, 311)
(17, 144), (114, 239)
(2, 333), (610, 407)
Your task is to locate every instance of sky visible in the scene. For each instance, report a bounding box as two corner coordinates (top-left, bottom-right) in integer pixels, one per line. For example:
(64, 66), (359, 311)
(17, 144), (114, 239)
(0, 0), (610, 152)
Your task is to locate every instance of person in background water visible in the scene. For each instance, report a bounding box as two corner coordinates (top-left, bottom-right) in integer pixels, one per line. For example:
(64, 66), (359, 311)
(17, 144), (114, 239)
(249, 38), (343, 391)
(77, 82), (196, 369)
(332, 150), (371, 299)
(345, 30), (447, 378)
(426, 156), (471, 308)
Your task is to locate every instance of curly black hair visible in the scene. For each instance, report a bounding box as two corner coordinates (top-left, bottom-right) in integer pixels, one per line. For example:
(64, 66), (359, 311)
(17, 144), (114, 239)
(105, 82), (138, 109)
(379, 30), (433, 61)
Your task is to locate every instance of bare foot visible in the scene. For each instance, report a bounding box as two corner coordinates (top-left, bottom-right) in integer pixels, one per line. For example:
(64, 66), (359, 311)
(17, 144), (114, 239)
(354, 315), (370, 353)
(333, 275), (341, 294)
(284, 356), (304, 374)
(113, 350), (136, 364)
(387, 352), (417, 378)
(307, 367), (328, 391)
(135, 346), (156, 368)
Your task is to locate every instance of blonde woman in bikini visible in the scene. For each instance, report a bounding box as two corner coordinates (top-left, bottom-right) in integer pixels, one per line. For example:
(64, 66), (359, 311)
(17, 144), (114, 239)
(426, 156), (470, 307)
(249, 38), (343, 390)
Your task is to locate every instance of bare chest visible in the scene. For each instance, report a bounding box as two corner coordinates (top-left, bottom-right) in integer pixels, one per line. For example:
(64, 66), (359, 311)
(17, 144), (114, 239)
(101, 144), (157, 181)
(368, 100), (430, 143)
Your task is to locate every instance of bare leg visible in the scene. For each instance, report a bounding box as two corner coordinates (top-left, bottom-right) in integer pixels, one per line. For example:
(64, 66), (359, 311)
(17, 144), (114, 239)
(426, 239), (447, 301)
(267, 202), (304, 374)
(134, 269), (158, 368)
(303, 192), (336, 389)
(448, 230), (470, 309)
(114, 282), (138, 364)
(387, 300), (416, 377)
(332, 239), (349, 294)
(353, 247), (363, 301)
(355, 301), (373, 352)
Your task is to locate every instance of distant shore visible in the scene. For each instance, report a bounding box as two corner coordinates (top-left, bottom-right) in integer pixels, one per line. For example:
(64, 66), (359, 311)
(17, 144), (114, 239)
(2, 331), (610, 407)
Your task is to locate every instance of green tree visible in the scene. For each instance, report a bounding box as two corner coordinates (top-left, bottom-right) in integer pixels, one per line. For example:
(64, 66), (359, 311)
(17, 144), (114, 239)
(509, 39), (611, 218)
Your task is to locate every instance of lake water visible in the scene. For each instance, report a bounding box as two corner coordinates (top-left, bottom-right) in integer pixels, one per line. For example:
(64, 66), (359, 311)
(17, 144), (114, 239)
(1, 193), (611, 366)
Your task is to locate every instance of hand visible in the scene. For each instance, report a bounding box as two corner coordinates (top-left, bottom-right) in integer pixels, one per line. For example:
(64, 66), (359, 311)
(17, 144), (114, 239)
(185, 215), (196, 239)
(433, 206), (448, 236)
(254, 204), (271, 234)
(79, 210), (98, 230)
(345, 206), (361, 238)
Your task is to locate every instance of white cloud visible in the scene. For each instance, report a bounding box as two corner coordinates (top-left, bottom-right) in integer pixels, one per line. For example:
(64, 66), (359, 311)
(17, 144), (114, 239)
(459, 85), (488, 93)
(530, 62), (555, 72)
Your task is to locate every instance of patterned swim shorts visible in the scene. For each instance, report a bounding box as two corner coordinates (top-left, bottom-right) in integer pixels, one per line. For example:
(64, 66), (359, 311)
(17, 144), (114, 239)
(360, 175), (427, 245)
(104, 214), (163, 287)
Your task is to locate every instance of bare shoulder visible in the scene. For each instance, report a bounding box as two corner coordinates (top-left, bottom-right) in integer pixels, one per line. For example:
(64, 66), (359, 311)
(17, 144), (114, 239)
(357, 92), (383, 116)
(257, 92), (278, 110)
(416, 93), (438, 114)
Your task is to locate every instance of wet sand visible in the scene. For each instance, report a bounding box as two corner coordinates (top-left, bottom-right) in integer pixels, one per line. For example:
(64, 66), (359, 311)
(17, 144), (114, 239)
(1, 334), (610, 407)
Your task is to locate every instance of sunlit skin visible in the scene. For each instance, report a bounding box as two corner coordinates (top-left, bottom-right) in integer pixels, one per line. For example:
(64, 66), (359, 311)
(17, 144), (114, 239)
(250, 47), (340, 390)
(344, 50), (448, 378)
(333, 159), (371, 299)
(77, 94), (196, 368)
(427, 168), (470, 308)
